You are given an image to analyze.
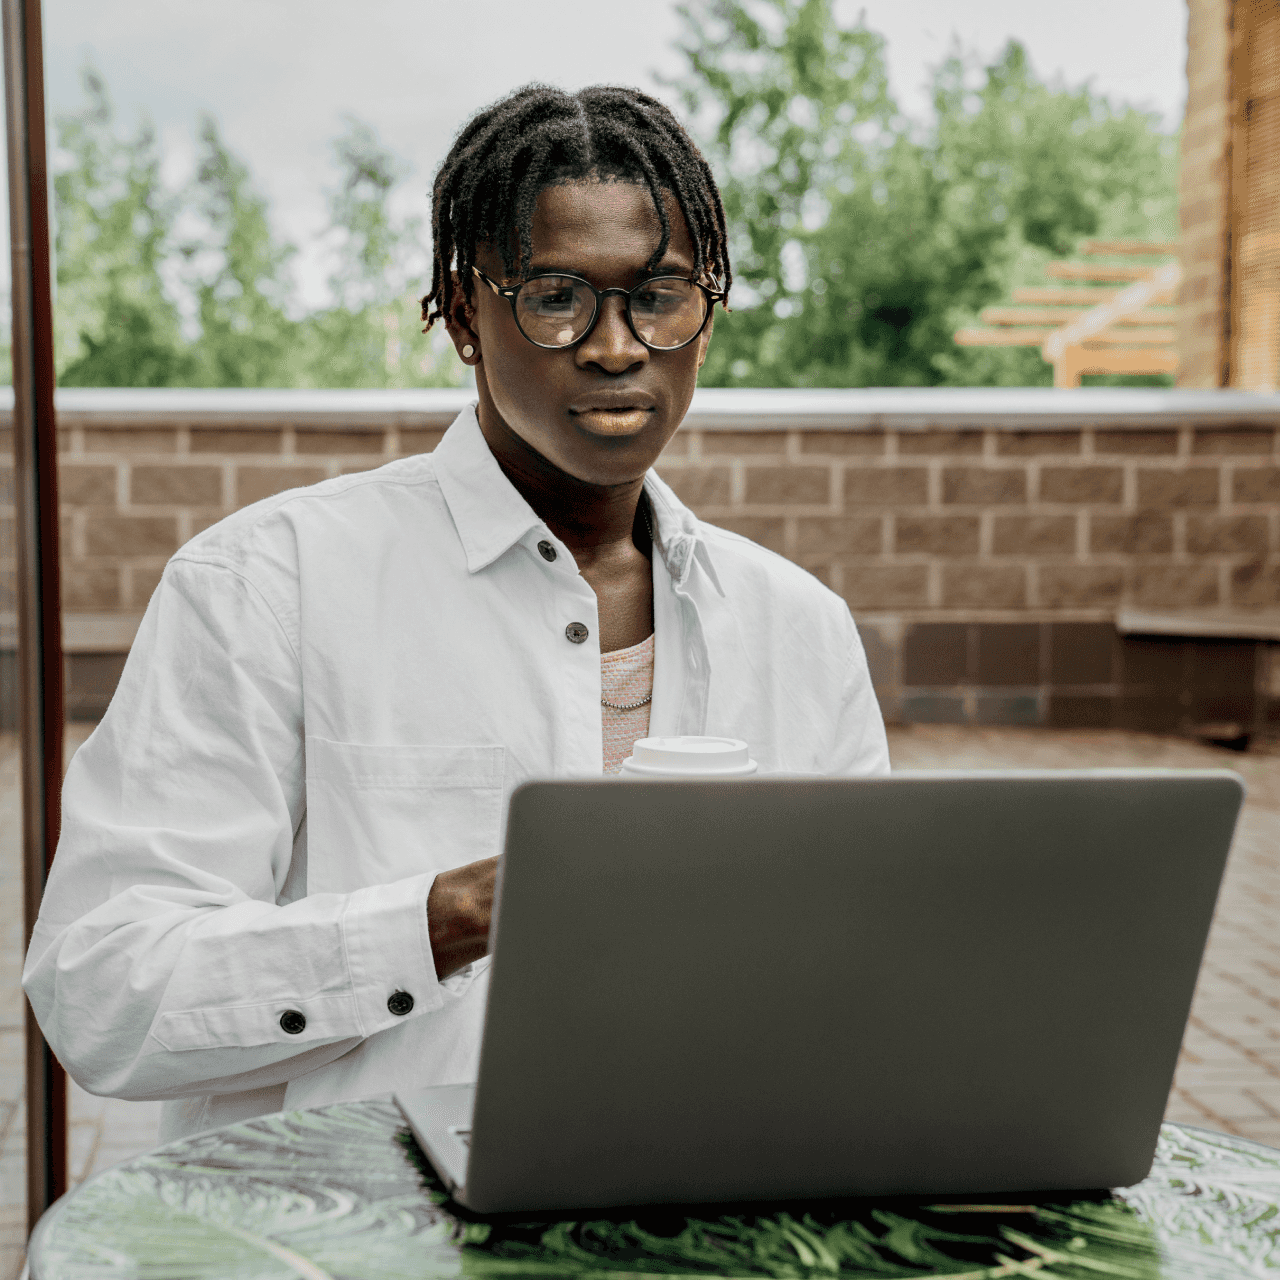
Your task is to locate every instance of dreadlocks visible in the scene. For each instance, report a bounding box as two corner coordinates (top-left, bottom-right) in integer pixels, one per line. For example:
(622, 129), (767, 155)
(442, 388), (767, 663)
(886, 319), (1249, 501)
(421, 84), (731, 331)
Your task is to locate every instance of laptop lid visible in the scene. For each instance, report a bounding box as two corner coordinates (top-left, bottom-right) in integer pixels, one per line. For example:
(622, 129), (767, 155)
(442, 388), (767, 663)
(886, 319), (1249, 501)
(463, 771), (1242, 1214)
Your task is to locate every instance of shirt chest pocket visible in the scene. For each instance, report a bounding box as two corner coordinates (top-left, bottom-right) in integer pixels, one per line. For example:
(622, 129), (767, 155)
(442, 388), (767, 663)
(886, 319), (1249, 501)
(304, 737), (506, 895)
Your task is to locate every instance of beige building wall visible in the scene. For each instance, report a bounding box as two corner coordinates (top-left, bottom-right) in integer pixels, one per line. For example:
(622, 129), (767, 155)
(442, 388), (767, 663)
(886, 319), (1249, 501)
(1179, 0), (1233, 387)
(1230, 0), (1280, 391)
(1179, 0), (1280, 389)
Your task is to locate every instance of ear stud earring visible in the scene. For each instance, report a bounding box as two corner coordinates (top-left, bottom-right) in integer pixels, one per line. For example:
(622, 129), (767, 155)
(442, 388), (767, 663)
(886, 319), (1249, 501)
(462, 344), (476, 359)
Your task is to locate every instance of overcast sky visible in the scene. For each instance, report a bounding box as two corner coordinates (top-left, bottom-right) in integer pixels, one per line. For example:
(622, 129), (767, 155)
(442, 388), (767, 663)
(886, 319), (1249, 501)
(39, 0), (1188, 306)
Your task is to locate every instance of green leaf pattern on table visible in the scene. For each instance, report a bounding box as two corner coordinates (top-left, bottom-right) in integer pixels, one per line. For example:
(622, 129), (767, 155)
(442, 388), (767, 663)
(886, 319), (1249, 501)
(27, 1101), (1280, 1278)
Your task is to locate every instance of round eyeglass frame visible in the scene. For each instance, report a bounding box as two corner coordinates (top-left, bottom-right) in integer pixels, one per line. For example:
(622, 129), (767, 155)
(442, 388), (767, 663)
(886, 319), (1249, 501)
(472, 266), (726, 353)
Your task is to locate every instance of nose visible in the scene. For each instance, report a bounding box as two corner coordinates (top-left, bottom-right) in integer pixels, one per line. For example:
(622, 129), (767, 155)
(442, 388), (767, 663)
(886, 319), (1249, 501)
(575, 294), (648, 375)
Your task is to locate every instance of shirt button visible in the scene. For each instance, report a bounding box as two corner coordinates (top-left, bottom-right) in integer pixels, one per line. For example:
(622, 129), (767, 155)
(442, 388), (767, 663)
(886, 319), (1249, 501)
(538, 540), (557, 562)
(279, 1010), (306, 1035)
(387, 991), (414, 1017)
(565, 622), (589, 644)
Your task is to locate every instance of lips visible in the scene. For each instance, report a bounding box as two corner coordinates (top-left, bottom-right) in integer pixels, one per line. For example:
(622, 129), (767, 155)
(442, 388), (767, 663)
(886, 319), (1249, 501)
(567, 390), (657, 438)
(567, 390), (657, 415)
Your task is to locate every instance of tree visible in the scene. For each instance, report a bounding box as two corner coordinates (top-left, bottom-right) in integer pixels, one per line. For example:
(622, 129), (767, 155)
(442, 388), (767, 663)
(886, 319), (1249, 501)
(671, 0), (895, 384)
(42, 17), (1176, 392)
(676, 0), (1178, 387)
(52, 66), (193, 386)
(924, 41), (1178, 386)
(183, 116), (299, 387)
(44, 72), (466, 391)
(293, 117), (461, 389)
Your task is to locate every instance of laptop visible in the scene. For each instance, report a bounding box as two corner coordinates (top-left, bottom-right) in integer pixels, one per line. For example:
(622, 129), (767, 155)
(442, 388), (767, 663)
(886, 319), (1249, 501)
(396, 770), (1243, 1214)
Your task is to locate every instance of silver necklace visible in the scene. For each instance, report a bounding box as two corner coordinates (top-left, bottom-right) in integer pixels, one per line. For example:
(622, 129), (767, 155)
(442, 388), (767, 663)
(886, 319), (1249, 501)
(601, 690), (653, 711)
(601, 501), (656, 712)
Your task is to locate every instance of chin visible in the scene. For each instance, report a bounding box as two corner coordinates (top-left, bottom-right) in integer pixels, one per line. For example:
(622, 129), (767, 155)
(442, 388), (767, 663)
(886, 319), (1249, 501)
(554, 438), (659, 488)
(554, 418), (665, 479)
(561, 454), (656, 489)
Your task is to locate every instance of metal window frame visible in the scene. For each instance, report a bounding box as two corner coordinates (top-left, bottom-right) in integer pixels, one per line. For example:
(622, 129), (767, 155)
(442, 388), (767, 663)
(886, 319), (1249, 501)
(3, 0), (67, 1227)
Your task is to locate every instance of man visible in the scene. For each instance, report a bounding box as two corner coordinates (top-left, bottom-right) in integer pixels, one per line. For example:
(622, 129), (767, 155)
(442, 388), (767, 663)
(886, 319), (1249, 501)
(25, 84), (888, 1142)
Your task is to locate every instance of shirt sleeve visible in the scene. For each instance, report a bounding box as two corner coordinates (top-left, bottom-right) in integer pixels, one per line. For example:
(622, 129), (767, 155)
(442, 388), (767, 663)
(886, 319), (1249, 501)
(829, 618), (892, 777)
(23, 553), (455, 1102)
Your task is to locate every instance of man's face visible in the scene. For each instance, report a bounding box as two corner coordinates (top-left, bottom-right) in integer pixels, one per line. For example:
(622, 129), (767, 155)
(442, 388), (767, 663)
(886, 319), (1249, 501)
(448, 179), (713, 488)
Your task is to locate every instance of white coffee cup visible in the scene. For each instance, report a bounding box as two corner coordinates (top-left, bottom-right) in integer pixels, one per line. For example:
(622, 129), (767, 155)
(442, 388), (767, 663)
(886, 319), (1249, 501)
(619, 736), (758, 778)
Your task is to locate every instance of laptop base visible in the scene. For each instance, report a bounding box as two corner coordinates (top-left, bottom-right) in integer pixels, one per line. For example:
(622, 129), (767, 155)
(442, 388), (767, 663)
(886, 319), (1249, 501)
(396, 1084), (473, 1201)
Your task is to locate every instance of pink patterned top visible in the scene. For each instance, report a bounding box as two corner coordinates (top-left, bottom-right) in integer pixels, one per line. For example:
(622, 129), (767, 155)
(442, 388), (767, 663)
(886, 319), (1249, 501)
(601, 633), (655, 774)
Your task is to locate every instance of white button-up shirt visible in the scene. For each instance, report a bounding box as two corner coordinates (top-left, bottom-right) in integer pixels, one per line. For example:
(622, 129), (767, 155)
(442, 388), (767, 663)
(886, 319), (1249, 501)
(24, 406), (889, 1141)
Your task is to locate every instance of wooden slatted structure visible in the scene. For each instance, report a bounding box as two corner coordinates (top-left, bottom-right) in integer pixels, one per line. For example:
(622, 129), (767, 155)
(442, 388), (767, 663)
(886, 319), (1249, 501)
(954, 239), (1180, 387)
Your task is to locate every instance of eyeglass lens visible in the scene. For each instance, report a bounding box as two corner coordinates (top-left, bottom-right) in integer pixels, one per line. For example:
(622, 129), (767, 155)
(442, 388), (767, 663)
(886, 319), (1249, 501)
(514, 276), (708, 350)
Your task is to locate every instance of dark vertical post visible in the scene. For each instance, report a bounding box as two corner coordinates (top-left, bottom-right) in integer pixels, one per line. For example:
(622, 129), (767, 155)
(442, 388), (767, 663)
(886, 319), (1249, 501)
(2, 0), (66, 1229)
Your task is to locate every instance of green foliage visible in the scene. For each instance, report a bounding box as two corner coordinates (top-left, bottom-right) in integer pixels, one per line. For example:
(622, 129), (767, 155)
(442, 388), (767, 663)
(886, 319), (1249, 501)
(53, 68), (194, 386)
(678, 0), (1178, 388)
(184, 115), (298, 387)
(291, 118), (461, 389)
(327, 116), (410, 312)
(40, 22), (1177, 392)
(675, 0), (895, 281)
(44, 65), (466, 390)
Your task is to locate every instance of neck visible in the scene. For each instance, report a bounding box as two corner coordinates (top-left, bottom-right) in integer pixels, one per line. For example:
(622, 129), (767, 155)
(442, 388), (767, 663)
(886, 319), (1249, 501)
(476, 407), (648, 558)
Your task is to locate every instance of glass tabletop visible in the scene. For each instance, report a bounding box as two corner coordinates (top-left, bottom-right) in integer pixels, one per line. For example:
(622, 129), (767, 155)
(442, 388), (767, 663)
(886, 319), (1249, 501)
(27, 1100), (1280, 1278)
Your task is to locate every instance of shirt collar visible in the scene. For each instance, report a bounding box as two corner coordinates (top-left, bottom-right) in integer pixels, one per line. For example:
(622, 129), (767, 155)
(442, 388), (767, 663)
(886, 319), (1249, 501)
(433, 404), (723, 596)
(432, 405), (543, 573)
(643, 469), (725, 597)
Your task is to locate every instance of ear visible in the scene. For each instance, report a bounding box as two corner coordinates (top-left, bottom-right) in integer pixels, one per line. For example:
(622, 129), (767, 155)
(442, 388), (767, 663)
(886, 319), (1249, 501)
(444, 271), (482, 364)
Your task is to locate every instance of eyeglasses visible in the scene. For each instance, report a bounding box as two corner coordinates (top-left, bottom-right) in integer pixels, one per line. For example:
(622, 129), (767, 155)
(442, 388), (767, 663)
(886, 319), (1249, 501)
(473, 266), (725, 352)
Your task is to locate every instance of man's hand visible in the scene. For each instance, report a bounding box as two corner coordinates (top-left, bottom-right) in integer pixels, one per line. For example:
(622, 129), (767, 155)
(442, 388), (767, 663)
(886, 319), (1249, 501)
(426, 857), (498, 980)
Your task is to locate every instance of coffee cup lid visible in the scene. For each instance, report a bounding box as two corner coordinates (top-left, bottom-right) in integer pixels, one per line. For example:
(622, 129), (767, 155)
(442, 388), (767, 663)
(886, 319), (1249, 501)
(620, 736), (758, 777)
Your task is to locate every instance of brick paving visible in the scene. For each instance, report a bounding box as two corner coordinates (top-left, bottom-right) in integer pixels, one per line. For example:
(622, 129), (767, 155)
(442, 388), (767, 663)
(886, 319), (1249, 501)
(889, 725), (1280, 1143)
(0, 726), (165, 1280)
(0, 723), (1279, 1275)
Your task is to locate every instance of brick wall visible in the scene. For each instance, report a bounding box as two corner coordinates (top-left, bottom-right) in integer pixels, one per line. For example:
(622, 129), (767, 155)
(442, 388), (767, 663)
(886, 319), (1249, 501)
(4, 388), (1280, 736)
(54, 417), (449, 617)
(660, 422), (1279, 613)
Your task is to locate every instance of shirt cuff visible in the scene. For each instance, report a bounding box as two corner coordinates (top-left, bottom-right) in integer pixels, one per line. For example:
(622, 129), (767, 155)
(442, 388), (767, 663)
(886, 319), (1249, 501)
(341, 872), (443, 1035)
